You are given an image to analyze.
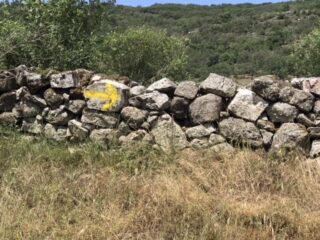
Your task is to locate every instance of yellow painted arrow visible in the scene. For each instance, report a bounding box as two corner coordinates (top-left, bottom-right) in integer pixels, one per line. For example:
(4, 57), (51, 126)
(84, 83), (120, 111)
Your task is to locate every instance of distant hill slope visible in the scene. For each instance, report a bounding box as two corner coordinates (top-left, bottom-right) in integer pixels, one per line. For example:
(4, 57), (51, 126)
(109, 1), (320, 80)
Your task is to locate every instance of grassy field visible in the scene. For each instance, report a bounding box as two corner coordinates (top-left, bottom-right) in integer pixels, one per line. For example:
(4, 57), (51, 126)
(0, 128), (320, 239)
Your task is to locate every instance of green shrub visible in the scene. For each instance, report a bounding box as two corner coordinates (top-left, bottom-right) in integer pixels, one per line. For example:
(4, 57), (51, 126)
(292, 29), (320, 76)
(101, 28), (189, 83)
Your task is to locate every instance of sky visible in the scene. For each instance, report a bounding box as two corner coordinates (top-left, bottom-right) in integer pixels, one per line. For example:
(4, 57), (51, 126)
(117, 0), (288, 7)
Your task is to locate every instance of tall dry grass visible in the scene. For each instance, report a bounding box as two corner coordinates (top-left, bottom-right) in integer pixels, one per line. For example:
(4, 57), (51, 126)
(0, 127), (320, 239)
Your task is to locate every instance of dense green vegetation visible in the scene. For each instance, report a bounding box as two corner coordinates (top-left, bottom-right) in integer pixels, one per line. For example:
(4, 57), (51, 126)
(2, 0), (320, 81)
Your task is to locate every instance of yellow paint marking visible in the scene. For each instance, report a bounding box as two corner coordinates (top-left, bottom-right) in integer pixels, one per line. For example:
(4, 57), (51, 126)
(84, 83), (120, 111)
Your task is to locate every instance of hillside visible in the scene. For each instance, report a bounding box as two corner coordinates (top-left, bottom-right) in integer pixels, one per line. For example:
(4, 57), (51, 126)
(109, 1), (320, 79)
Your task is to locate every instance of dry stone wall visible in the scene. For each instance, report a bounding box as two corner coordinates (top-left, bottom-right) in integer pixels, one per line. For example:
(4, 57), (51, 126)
(1, 65), (320, 156)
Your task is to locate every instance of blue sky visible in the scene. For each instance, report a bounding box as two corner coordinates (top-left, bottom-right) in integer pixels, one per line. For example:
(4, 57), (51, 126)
(117, 0), (288, 7)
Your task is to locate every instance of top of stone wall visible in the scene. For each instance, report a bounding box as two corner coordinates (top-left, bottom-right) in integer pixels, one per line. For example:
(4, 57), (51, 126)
(1, 65), (320, 157)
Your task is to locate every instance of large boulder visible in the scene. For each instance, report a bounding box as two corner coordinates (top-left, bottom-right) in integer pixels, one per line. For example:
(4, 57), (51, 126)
(266, 102), (298, 123)
(228, 89), (268, 122)
(89, 129), (118, 143)
(0, 71), (16, 93)
(84, 79), (129, 112)
(120, 106), (148, 129)
(189, 93), (222, 124)
(44, 124), (69, 142)
(174, 81), (198, 100)
(26, 72), (50, 93)
(310, 140), (320, 158)
(0, 112), (17, 126)
(251, 75), (280, 101)
(65, 100), (86, 115)
(134, 91), (170, 111)
(279, 87), (314, 112)
(0, 92), (16, 112)
(81, 108), (119, 128)
(170, 97), (189, 119)
(44, 88), (64, 109)
(219, 117), (263, 148)
(272, 123), (309, 151)
(302, 77), (320, 96)
(130, 86), (145, 97)
(199, 73), (237, 98)
(68, 119), (89, 142)
(146, 78), (176, 95)
(50, 71), (80, 89)
(151, 114), (188, 151)
(45, 107), (74, 126)
(185, 124), (216, 140)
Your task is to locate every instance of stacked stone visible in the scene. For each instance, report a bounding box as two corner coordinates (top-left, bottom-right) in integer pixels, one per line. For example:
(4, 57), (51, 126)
(2, 66), (320, 156)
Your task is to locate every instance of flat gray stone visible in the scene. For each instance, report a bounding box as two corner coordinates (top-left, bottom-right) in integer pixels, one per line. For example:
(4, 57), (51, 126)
(200, 73), (237, 98)
(174, 81), (198, 100)
(81, 108), (119, 128)
(219, 117), (263, 148)
(120, 106), (148, 130)
(189, 94), (222, 124)
(68, 119), (89, 142)
(266, 102), (298, 123)
(280, 87), (314, 112)
(50, 71), (80, 89)
(251, 75), (280, 101)
(146, 78), (176, 94)
(228, 89), (268, 122)
(272, 123), (309, 151)
(135, 91), (170, 111)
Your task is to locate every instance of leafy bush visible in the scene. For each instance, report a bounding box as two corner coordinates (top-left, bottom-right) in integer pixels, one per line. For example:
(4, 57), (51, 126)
(292, 29), (320, 76)
(101, 28), (189, 83)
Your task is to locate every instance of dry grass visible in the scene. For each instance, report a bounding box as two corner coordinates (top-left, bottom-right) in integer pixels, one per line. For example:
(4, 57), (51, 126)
(0, 128), (320, 239)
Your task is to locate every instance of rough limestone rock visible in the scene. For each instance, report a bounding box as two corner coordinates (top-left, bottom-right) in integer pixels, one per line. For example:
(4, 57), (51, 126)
(50, 71), (80, 89)
(130, 86), (145, 97)
(68, 119), (89, 141)
(81, 108), (119, 128)
(135, 91), (170, 111)
(272, 123), (309, 151)
(44, 124), (69, 142)
(44, 88), (64, 109)
(20, 101), (43, 118)
(291, 77), (305, 89)
(185, 125), (216, 140)
(146, 78), (176, 94)
(84, 79), (129, 112)
(118, 121), (132, 136)
(174, 81), (198, 100)
(45, 107), (73, 126)
(120, 106), (148, 129)
(0, 92), (16, 112)
(219, 117), (263, 148)
(170, 97), (189, 119)
(119, 130), (151, 146)
(0, 112), (17, 126)
(308, 127), (320, 139)
(314, 100), (320, 115)
(210, 142), (235, 154)
(21, 117), (44, 135)
(90, 129), (118, 142)
(266, 102), (298, 123)
(228, 89), (268, 122)
(302, 77), (320, 96)
(310, 140), (320, 158)
(16, 86), (29, 100)
(151, 114), (188, 151)
(251, 75), (280, 101)
(296, 113), (315, 128)
(256, 119), (275, 132)
(26, 72), (49, 93)
(200, 73), (237, 98)
(189, 93), (222, 124)
(280, 87), (314, 112)
(66, 100), (86, 115)
(260, 129), (273, 147)
(0, 71), (16, 93)
(209, 133), (226, 145)
(190, 139), (210, 149)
